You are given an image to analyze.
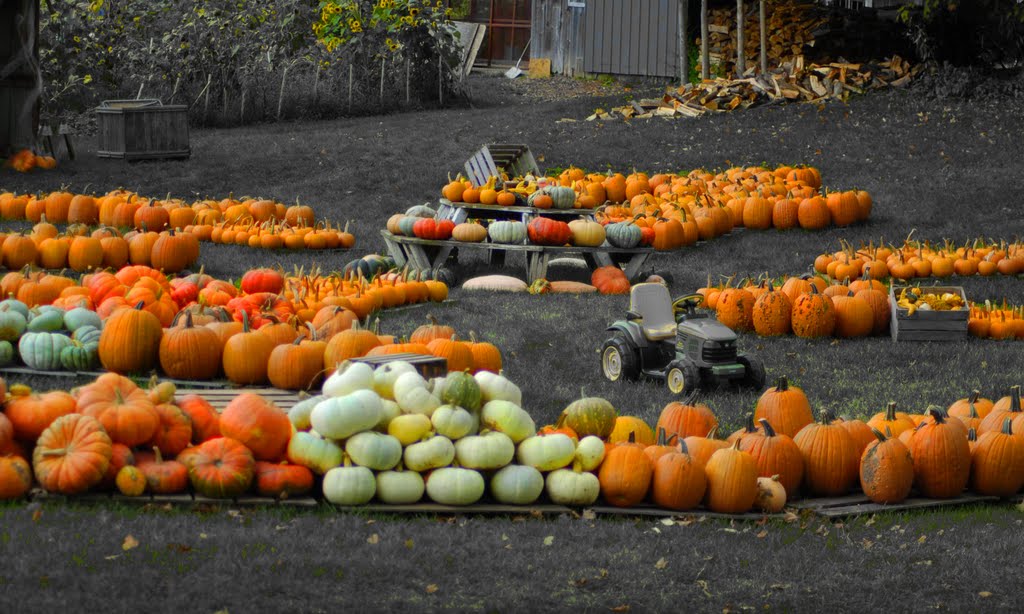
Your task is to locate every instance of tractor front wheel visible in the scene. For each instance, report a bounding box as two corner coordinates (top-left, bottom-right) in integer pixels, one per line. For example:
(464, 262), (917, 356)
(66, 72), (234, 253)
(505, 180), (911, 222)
(666, 359), (701, 395)
(601, 336), (640, 382)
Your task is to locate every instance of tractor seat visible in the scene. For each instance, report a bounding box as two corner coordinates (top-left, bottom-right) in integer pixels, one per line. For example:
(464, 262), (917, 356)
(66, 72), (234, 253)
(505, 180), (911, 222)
(629, 283), (676, 341)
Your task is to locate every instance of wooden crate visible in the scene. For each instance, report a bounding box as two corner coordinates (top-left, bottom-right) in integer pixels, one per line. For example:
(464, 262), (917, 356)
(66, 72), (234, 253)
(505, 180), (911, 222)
(889, 285), (969, 342)
(463, 144), (540, 187)
(96, 99), (190, 160)
(351, 353), (447, 379)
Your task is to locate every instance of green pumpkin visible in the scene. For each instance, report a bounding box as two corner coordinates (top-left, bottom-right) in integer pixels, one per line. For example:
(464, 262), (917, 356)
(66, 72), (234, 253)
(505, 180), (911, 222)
(72, 325), (103, 346)
(405, 204), (436, 218)
(18, 332), (73, 371)
(396, 216), (419, 238)
(605, 221), (643, 248)
(425, 467), (485, 505)
(561, 395), (618, 439)
(0, 340), (14, 366)
(63, 307), (103, 332)
(0, 299), (29, 319)
(59, 341), (99, 371)
(440, 371), (482, 411)
(545, 186), (577, 209)
(487, 221), (527, 244)
(0, 305), (27, 342)
(27, 309), (65, 333)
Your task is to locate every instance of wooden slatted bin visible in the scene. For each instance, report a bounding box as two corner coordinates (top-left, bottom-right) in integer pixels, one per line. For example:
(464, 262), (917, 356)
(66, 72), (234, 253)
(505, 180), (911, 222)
(96, 99), (190, 160)
(350, 353), (448, 379)
(889, 285), (969, 342)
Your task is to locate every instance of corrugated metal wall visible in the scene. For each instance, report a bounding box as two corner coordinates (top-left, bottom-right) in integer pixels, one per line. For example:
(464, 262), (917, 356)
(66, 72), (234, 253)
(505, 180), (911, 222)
(584, 0), (680, 78)
(532, 0), (682, 78)
(0, 0), (40, 153)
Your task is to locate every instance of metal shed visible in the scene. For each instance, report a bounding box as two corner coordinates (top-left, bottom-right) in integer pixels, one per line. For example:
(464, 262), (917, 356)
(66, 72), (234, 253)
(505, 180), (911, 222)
(0, 0), (41, 155)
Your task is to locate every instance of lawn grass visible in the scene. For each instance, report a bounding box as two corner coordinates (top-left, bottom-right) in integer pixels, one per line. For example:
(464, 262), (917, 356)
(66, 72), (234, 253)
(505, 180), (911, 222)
(1, 74), (1024, 610)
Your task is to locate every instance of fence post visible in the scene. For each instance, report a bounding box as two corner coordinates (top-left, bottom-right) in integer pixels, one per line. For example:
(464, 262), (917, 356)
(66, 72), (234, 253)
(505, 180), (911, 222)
(406, 56), (411, 105)
(759, 0), (767, 75)
(348, 63), (354, 113)
(700, 0), (709, 79)
(380, 57), (385, 105)
(678, 0), (689, 86)
(277, 64), (290, 120)
(736, 0), (745, 76)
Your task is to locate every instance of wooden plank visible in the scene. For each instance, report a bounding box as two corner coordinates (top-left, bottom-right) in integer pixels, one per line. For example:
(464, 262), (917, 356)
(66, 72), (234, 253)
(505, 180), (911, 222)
(439, 199), (596, 216)
(814, 495), (999, 519)
(892, 330), (968, 343)
(789, 494), (871, 510)
(331, 503), (575, 515)
(590, 505), (783, 520)
(895, 319), (969, 332)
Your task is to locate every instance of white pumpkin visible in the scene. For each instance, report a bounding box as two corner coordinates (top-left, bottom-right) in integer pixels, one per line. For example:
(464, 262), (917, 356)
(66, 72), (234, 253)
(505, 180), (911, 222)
(403, 435), (456, 472)
(431, 405), (478, 440)
(480, 400), (535, 443)
(425, 467), (485, 505)
(323, 462), (376, 505)
(388, 414), (434, 446)
(286, 431), (343, 475)
(345, 431), (403, 471)
(372, 361), (418, 399)
(516, 434), (576, 471)
(375, 399), (402, 432)
(490, 464), (544, 505)
(574, 436), (606, 472)
(545, 467), (601, 506)
(310, 390), (382, 440)
(375, 467), (425, 504)
(392, 371), (429, 399)
(454, 431), (515, 470)
(322, 361), (375, 397)
(474, 371), (522, 405)
(287, 394), (324, 431)
(394, 372), (442, 416)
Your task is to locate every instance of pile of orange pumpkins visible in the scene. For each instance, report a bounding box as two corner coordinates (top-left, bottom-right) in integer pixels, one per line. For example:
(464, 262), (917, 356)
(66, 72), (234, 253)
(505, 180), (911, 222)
(1, 216), (200, 274)
(0, 190), (354, 251)
(813, 238), (1024, 281)
(969, 301), (1024, 340)
(0, 264), (455, 389)
(3, 150), (57, 173)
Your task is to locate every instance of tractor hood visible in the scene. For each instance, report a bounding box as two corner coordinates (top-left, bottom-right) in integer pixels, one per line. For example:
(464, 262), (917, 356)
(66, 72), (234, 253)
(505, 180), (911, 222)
(677, 317), (738, 342)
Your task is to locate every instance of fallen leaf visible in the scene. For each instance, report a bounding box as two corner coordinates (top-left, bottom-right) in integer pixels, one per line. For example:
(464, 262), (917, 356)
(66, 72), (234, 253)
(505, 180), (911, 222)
(918, 535), (927, 544)
(915, 560), (932, 566)
(530, 509), (543, 519)
(769, 583), (790, 590)
(404, 539), (414, 549)
(660, 518), (675, 526)
(783, 511), (799, 523)
(979, 591), (992, 598)
(32, 508), (42, 523)
(865, 516), (876, 527)
(756, 530), (768, 539)
(367, 533), (379, 545)
(366, 519), (376, 525)
(570, 578), (588, 587)
(654, 557), (668, 570)
(609, 605), (631, 612)
(104, 555), (120, 561)
(598, 568), (609, 579)
(199, 533), (208, 539)
(582, 509), (597, 520)
(122, 535), (139, 551)
(426, 584), (439, 594)
(722, 528), (738, 534)
(862, 539), (874, 550)
(697, 579), (713, 598)
(651, 527), (661, 534)
(543, 536), (555, 547)
(501, 533), (509, 541)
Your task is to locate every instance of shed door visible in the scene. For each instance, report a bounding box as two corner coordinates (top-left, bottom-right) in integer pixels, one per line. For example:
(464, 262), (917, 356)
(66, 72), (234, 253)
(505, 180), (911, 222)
(583, 0), (680, 78)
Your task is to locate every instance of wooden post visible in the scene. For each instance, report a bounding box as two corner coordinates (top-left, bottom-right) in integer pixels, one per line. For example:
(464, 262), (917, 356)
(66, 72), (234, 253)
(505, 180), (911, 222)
(240, 89), (246, 124)
(277, 64), (290, 120)
(678, 0), (688, 86)
(169, 76), (181, 104)
(204, 74), (212, 122)
(759, 0), (767, 75)
(380, 57), (385, 105)
(313, 63), (321, 106)
(348, 63), (354, 113)
(735, 0), (745, 77)
(700, 0), (709, 79)
(438, 54), (443, 104)
(223, 86), (228, 118)
(405, 56), (410, 105)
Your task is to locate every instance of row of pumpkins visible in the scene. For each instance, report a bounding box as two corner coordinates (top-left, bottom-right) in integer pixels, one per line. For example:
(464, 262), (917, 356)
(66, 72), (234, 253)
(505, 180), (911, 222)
(441, 165), (872, 234)
(0, 190), (354, 251)
(968, 301), (1024, 340)
(4, 150), (58, 173)
(698, 274), (892, 339)
(1, 217), (200, 273)
(814, 238), (1024, 280)
(0, 264), (462, 389)
(6, 370), (1021, 510)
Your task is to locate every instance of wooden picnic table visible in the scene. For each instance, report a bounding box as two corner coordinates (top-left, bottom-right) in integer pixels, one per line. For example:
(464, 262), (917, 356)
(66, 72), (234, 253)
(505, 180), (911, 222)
(380, 230), (654, 283)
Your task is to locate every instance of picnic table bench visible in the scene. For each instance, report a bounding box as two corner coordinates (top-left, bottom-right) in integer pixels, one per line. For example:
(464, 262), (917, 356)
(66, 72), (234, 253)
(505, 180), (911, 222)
(380, 230), (654, 283)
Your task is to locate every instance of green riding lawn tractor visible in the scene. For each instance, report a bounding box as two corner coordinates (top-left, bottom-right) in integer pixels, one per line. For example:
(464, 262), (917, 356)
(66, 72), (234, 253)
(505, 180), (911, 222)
(601, 283), (765, 395)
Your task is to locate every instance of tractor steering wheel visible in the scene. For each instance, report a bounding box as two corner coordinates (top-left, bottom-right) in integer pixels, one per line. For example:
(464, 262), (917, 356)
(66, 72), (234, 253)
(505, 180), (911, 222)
(671, 293), (703, 316)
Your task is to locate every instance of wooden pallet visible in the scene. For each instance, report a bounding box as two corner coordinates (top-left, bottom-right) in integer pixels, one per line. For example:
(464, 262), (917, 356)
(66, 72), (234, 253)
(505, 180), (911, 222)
(175, 387), (305, 410)
(0, 367), (244, 389)
(790, 492), (999, 518)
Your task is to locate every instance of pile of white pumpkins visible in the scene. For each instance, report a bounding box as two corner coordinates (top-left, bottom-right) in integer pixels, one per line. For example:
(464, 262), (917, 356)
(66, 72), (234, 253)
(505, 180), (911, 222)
(287, 360), (603, 506)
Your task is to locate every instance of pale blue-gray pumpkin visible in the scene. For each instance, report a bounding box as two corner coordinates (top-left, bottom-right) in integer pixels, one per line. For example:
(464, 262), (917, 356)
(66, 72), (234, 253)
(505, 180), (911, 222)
(425, 467), (485, 505)
(487, 221), (527, 244)
(72, 325), (103, 346)
(397, 216), (419, 237)
(0, 305), (27, 342)
(26, 309), (65, 333)
(405, 204), (436, 218)
(0, 340), (14, 366)
(0, 299), (29, 319)
(59, 340), (99, 371)
(63, 307), (103, 333)
(533, 186), (577, 210)
(18, 332), (74, 370)
(604, 221), (643, 248)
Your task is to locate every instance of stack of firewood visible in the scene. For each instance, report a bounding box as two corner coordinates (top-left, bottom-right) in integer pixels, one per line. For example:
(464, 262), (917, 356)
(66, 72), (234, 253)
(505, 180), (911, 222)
(588, 56), (922, 121)
(699, 0), (828, 76)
